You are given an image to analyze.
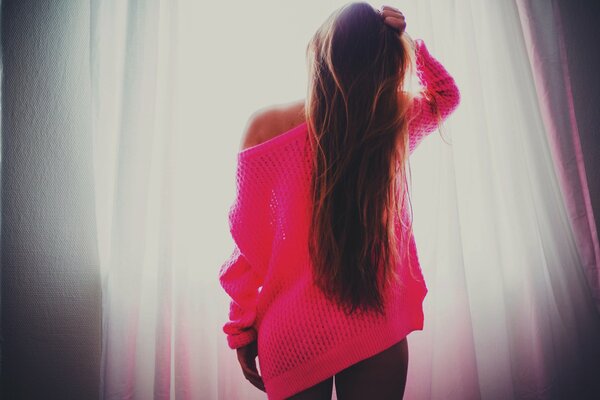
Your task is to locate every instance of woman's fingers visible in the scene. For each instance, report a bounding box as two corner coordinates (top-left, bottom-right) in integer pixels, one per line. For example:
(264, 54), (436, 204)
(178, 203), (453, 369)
(241, 365), (266, 391)
(380, 6), (404, 19)
(384, 17), (407, 32)
(237, 344), (266, 392)
(380, 9), (403, 18)
(380, 5), (401, 12)
(240, 360), (266, 391)
(379, 5), (406, 32)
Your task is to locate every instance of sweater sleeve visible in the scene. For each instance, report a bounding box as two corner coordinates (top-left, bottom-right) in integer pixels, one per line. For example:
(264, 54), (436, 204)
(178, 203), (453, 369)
(219, 244), (262, 349)
(408, 38), (461, 153)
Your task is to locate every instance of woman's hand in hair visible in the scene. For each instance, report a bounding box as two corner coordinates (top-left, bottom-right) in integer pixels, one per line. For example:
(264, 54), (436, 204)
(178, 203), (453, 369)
(379, 5), (406, 34)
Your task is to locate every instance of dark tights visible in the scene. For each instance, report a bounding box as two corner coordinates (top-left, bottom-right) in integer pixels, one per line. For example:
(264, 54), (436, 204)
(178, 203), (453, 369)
(287, 338), (409, 400)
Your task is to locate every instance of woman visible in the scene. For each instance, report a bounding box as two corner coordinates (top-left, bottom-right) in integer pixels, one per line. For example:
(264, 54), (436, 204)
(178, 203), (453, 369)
(219, 2), (460, 399)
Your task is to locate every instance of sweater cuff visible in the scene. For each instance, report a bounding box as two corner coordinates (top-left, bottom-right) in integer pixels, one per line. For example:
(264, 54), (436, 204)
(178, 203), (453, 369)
(414, 39), (431, 77)
(226, 327), (258, 350)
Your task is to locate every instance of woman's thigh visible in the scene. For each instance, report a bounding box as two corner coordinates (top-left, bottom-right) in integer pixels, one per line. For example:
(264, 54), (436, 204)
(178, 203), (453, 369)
(334, 338), (409, 400)
(286, 376), (334, 400)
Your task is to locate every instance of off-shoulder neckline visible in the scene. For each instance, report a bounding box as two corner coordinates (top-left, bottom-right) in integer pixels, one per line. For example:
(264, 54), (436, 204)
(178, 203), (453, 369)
(237, 121), (308, 160)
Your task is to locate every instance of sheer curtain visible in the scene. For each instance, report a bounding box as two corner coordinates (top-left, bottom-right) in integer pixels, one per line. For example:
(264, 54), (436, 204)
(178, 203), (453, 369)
(92, 0), (600, 399)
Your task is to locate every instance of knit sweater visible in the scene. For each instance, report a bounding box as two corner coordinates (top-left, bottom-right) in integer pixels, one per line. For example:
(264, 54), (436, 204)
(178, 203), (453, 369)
(219, 39), (460, 400)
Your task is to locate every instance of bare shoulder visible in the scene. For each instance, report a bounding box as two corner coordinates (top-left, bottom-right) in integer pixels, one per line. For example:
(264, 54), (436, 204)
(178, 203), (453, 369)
(240, 99), (306, 151)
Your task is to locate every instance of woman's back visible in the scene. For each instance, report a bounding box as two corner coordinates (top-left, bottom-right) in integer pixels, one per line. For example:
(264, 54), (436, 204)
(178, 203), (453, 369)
(222, 118), (427, 399)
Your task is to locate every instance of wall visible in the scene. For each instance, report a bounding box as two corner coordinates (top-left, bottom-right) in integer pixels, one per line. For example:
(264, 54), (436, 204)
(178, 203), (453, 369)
(1, 0), (101, 398)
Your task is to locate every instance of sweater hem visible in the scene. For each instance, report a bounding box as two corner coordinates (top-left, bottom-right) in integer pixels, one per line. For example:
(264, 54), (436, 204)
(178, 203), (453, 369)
(263, 317), (424, 400)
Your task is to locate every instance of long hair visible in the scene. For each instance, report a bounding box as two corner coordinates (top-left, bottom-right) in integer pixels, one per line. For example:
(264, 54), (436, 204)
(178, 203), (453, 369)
(305, 2), (427, 316)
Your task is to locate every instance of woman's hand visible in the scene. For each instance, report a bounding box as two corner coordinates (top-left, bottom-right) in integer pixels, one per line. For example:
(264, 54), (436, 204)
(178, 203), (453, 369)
(379, 5), (406, 34)
(236, 340), (266, 392)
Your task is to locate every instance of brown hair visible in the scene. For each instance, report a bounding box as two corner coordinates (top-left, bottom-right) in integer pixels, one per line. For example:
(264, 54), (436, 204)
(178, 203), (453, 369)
(305, 2), (423, 316)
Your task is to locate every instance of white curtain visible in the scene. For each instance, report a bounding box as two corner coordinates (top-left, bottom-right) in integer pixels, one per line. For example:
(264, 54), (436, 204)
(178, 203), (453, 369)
(92, 0), (600, 399)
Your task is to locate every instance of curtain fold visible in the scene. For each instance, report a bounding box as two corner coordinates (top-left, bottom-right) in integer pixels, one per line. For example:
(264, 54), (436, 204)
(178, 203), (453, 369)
(93, 0), (181, 398)
(515, 0), (600, 312)
(91, 1), (600, 399)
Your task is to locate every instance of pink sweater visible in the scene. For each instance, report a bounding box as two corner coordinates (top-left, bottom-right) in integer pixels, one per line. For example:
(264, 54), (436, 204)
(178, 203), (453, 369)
(219, 39), (460, 399)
